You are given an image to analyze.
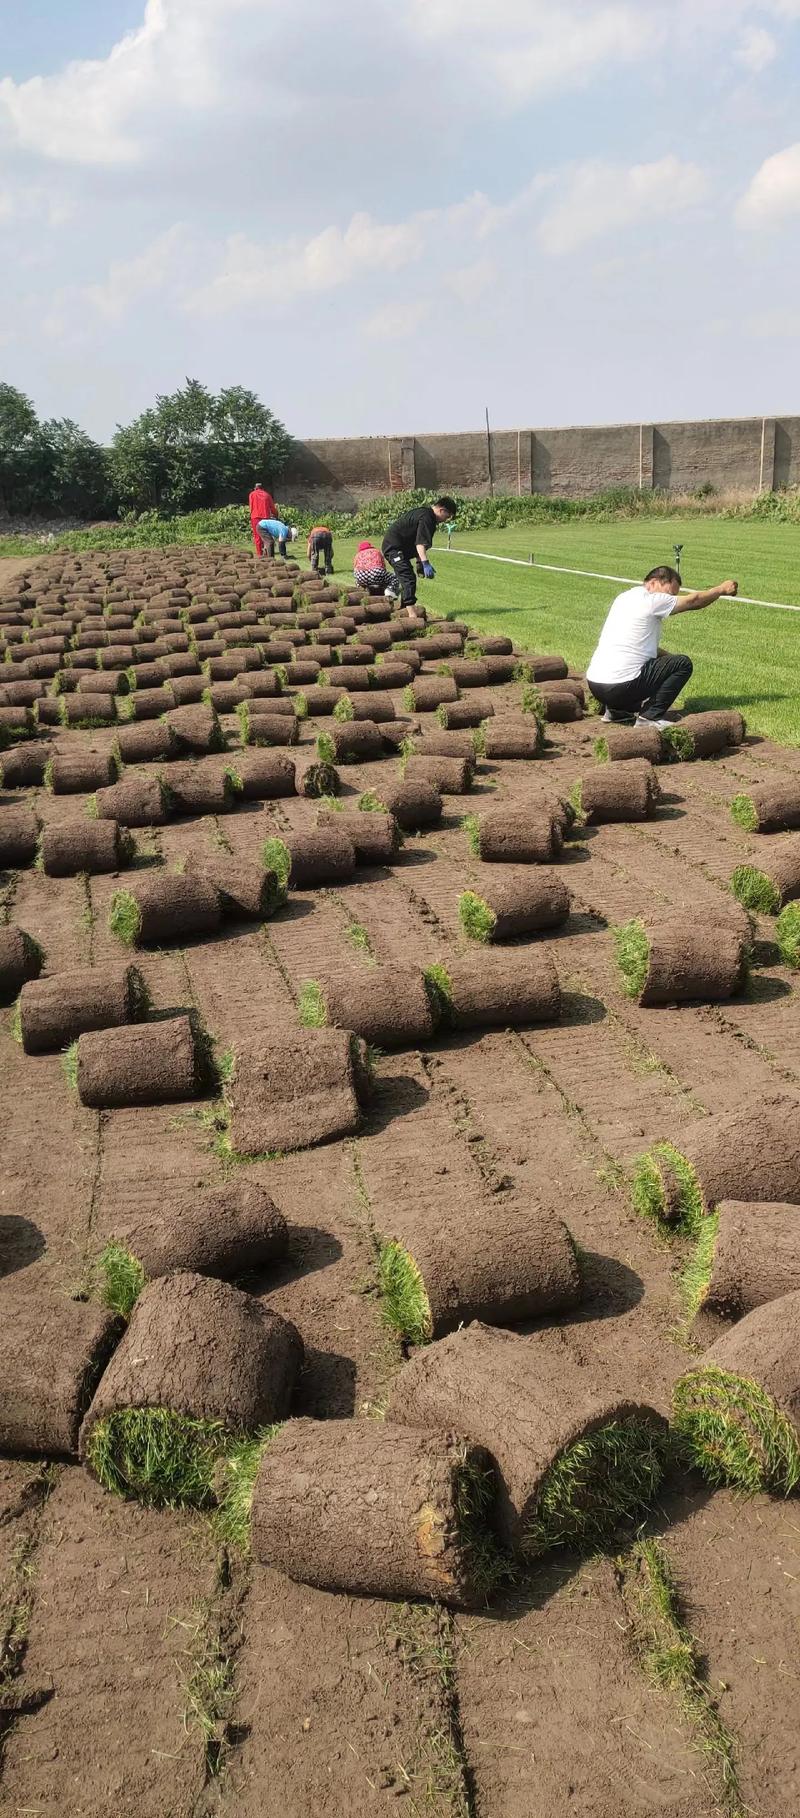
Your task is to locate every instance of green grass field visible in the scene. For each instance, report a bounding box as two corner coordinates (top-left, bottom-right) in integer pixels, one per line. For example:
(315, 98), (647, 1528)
(333, 517), (800, 746)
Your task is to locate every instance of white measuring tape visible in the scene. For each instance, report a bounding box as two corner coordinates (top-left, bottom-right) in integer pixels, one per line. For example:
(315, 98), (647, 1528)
(439, 546), (800, 614)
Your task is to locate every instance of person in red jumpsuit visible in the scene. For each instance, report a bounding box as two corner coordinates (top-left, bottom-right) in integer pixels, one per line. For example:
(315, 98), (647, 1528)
(249, 483), (275, 555)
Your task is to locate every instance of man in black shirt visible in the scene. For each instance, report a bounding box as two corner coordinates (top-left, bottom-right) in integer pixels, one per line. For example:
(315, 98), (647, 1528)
(382, 495), (457, 605)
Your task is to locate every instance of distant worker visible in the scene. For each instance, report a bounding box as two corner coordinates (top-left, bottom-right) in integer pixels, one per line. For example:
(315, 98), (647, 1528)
(307, 524), (334, 574)
(586, 565), (739, 727)
(353, 539), (389, 595)
(258, 517), (298, 560)
(382, 496), (457, 606)
(249, 482), (275, 556)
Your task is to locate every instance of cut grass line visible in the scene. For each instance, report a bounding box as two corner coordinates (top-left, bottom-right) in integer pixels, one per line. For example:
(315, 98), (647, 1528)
(383, 1603), (474, 1818)
(619, 1538), (747, 1818)
(94, 1241), (146, 1319)
(174, 1600), (236, 1778)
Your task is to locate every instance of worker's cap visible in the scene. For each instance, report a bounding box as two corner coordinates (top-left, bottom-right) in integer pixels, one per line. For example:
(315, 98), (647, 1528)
(357, 540), (372, 551)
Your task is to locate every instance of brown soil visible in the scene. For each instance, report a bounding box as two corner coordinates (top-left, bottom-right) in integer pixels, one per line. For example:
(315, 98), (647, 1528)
(3, 543), (800, 1817)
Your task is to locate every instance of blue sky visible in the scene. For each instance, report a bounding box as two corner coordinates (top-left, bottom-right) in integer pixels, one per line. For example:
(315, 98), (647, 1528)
(1, 0), (799, 443)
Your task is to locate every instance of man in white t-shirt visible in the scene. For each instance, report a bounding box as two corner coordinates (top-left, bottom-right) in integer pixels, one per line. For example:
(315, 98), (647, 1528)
(586, 565), (739, 727)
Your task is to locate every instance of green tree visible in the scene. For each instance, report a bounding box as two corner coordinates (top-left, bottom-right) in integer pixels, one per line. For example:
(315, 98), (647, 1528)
(42, 418), (111, 517)
(109, 379), (291, 516)
(0, 383), (50, 515)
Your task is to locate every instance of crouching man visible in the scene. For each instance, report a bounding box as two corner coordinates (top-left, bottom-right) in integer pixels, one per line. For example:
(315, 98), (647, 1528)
(586, 565), (739, 727)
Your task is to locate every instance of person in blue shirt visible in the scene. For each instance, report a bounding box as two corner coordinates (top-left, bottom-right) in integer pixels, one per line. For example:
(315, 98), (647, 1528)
(257, 517), (298, 559)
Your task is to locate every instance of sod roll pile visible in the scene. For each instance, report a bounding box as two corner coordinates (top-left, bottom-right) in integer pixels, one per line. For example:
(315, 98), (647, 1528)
(109, 874), (221, 945)
(672, 1290), (800, 1494)
(388, 1321), (667, 1556)
(731, 835), (800, 914)
(572, 762), (660, 824)
(731, 783), (800, 834)
(426, 948), (561, 1030)
(80, 1271), (302, 1505)
(614, 912), (749, 1006)
(0, 1285), (120, 1458)
(227, 1028), (365, 1154)
(300, 965), (435, 1049)
(692, 1200), (800, 1325)
(96, 1181), (289, 1315)
(0, 926), (43, 1003)
(631, 1092), (800, 1231)
(41, 819), (133, 877)
(248, 1419), (504, 1606)
(20, 964), (147, 1053)
(76, 1013), (204, 1108)
(378, 1203), (581, 1345)
(459, 868), (570, 942)
(467, 806), (563, 865)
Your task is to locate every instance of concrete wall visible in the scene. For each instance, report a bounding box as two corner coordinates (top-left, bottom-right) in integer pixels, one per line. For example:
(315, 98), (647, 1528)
(280, 415), (800, 508)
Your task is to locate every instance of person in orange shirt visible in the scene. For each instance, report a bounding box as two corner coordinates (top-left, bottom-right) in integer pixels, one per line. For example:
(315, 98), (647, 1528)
(307, 524), (334, 574)
(249, 483), (275, 555)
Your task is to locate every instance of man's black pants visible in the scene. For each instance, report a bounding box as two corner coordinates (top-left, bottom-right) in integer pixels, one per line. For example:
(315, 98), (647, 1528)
(588, 652), (693, 720)
(381, 545), (416, 605)
(262, 535), (287, 559)
(309, 530), (334, 574)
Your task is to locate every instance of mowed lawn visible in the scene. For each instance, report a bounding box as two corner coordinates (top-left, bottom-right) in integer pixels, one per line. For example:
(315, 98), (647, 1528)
(334, 517), (800, 747)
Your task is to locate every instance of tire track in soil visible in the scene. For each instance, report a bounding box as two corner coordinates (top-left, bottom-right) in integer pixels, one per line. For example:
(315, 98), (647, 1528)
(0, 1459), (58, 1769)
(0, 1470), (217, 1818)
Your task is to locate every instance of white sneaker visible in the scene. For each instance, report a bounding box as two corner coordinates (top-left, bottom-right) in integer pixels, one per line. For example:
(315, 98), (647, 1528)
(635, 715), (672, 731)
(384, 585), (399, 600)
(601, 708), (632, 723)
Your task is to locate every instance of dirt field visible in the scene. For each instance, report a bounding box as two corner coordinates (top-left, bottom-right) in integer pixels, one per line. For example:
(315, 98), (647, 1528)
(2, 548), (800, 1818)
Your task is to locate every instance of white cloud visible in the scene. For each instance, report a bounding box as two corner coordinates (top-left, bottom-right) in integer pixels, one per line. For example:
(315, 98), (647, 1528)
(363, 300), (429, 340)
(83, 225), (190, 319)
(188, 210), (425, 316)
(446, 259), (496, 304)
(735, 25), (777, 69)
(537, 156), (710, 255)
(410, 0), (663, 100)
(737, 141), (800, 225)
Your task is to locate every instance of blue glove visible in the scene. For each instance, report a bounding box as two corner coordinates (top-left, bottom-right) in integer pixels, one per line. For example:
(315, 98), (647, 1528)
(422, 561), (435, 579)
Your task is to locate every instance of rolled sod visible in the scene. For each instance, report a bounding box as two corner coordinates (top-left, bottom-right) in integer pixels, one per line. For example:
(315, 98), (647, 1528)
(76, 1013), (206, 1108)
(94, 774), (170, 827)
(41, 819), (133, 877)
(482, 723), (545, 760)
(80, 1271), (301, 1506)
(279, 661), (320, 686)
(19, 963), (147, 1053)
(427, 947), (561, 1031)
(459, 869), (570, 942)
(381, 780), (443, 832)
(0, 807), (39, 867)
(235, 750), (296, 800)
(301, 965), (435, 1047)
(339, 694), (396, 724)
(446, 659), (491, 689)
(169, 674), (206, 705)
(283, 826), (356, 888)
(165, 702), (224, 755)
(247, 1419), (503, 1606)
(694, 1201), (800, 1325)
(0, 1286), (121, 1459)
(77, 668), (131, 695)
(294, 754), (340, 799)
(387, 1322), (667, 1556)
(404, 754), (474, 794)
(48, 751), (119, 794)
(227, 1028), (365, 1154)
(672, 1290), (800, 1494)
(378, 1203), (579, 1345)
(572, 762), (660, 823)
(164, 760), (239, 817)
(777, 903), (800, 968)
(731, 835), (800, 914)
(731, 783), (800, 835)
(475, 634), (513, 655)
(540, 690), (583, 724)
(186, 851), (285, 919)
(60, 693), (116, 727)
(594, 725), (663, 764)
(124, 685), (178, 720)
(538, 677), (586, 705)
(115, 720), (177, 765)
(315, 720), (382, 766)
(468, 806), (562, 865)
(614, 912), (748, 1006)
(0, 743), (52, 788)
(0, 926), (43, 1003)
(243, 712), (299, 749)
(630, 1092), (800, 1231)
(406, 677), (458, 712)
(316, 805), (401, 865)
(242, 672), (281, 699)
(109, 874), (221, 946)
(416, 731), (479, 760)
(97, 1181), (289, 1310)
(520, 653), (569, 682)
(296, 686), (344, 717)
(369, 661), (416, 689)
(662, 709), (745, 761)
(329, 665), (370, 692)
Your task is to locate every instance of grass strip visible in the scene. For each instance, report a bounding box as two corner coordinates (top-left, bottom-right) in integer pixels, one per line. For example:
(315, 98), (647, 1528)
(423, 961), (454, 1026)
(614, 918), (650, 999)
(260, 836), (291, 894)
(462, 813), (481, 856)
(662, 724), (695, 760)
(357, 789), (386, 812)
(520, 683), (546, 724)
(677, 1209), (720, 1324)
(85, 1407), (231, 1506)
(621, 1538), (746, 1818)
(333, 695), (354, 721)
(730, 793), (758, 831)
(672, 1365), (800, 1495)
(95, 1241), (146, 1319)
(61, 1041), (79, 1092)
(109, 888), (143, 945)
(523, 1419), (667, 1559)
(377, 1240), (433, 1346)
(630, 1142), (706, 1235)
(776, 902), (800, 967)
(593, 736), (610, 762)
(458, 890), (496, 943)
(214, 1427), (281, 1549)
(453, 1447), (515, 1599)
(730, 864), (780, 914)
(316, 732), (336, 764)
(298, 979), (327, 1027)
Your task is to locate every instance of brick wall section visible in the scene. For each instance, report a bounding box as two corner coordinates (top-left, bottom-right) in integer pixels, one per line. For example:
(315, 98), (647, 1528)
(279, 416), (800, 508)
